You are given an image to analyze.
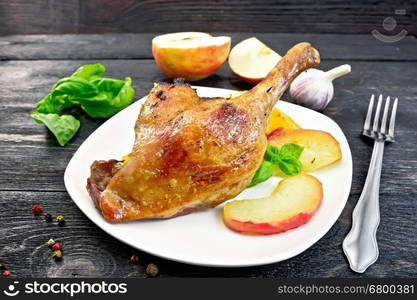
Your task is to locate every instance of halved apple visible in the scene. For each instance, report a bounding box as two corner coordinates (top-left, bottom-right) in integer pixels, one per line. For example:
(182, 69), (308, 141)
(224, 174), (322, 235)
(268, 129), (342, 173)
(228, 37), (281, 84)
(266, 108), (301, 135)
(152, 32), (231, 82)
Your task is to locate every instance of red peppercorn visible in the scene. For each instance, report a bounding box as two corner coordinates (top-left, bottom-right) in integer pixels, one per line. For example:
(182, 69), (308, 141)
(51, 242), (62, 251)
(2, 270), (11, 277)
(129, 254), (139, 264)
(32, 205), (43, 215)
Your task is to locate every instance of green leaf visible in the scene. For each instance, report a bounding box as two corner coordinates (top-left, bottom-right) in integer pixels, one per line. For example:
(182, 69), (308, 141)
(264, 143), (304, 176)
(264, 144), (281, 164)
(70, 63), (106, 81)
(31, 112), (80, 146)
(53, 78), (98, 98)
(278, 157), (303, 176)
(32, 63), (135, 146)
(280, 143), (304, 159)
(77, 77), (135, 118)
(36, 78), (98, 114)
(248, 161), (275, 187)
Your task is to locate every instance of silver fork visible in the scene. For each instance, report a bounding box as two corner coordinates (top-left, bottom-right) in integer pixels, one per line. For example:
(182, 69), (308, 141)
(343, 94), (398, 273)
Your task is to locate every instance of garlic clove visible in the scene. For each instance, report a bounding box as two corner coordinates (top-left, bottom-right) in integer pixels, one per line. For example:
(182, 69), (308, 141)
(290, 64), (350, 111)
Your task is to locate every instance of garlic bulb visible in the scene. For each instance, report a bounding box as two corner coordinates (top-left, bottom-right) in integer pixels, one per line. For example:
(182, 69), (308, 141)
(290, 64), (351, 111)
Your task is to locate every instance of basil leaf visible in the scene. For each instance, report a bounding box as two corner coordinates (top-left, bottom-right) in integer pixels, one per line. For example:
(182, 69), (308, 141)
(264, 143), (304, 177)
(70, 63), (106, 81)
(280, 143), (304, 159)
(278, 157), (303, 176)
(36, 78), (98, 114)
(36, 94), (59, 114)
(32, 63), (135, 146)
(78, 77), (135, 118)
(53, 78), (98, 99)
(248, 161), (275, 187)
(264, 144), (281, 164)
(31, 112), (80, 146)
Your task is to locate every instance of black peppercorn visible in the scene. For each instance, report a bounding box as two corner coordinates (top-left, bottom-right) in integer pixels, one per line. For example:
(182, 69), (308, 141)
(44, 213), (53, 222)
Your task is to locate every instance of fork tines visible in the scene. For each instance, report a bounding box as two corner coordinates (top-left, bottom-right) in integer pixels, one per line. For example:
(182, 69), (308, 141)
(363, 94), (398, 142)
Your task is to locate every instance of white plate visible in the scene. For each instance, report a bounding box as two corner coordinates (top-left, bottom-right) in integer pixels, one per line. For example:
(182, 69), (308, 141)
(65, 86), (352, 267)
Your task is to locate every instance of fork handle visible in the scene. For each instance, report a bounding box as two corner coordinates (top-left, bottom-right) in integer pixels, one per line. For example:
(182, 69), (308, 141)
(343, 141), (385, 273)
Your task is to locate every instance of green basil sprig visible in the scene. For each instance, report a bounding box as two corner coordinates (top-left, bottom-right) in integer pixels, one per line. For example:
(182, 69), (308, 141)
(249, 143), (304, 187)
(32, 64), (135, 146)
(31, 113), (80, 146)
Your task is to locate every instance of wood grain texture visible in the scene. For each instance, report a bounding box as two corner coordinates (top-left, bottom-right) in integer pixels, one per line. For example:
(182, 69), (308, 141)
(1, 33), (417, 61)
(0, 0), (416, 36)
(1, 190), (416, 278)
(0, 33), (416, 278)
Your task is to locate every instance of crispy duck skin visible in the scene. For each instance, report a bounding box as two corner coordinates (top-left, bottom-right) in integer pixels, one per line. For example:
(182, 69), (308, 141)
(87, 42), (320, 222)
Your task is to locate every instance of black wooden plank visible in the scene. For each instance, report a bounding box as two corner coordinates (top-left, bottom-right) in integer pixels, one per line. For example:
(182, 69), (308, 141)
(0, 59), (416, 194)
(0, 0), (416, 36)
(0, 190), (416, 277)
(1, 33), (417, 61)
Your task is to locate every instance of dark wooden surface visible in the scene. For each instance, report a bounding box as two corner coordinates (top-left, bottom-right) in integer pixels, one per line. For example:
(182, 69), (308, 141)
(0, 0), (416, 36)
(0, 33), (416, 278)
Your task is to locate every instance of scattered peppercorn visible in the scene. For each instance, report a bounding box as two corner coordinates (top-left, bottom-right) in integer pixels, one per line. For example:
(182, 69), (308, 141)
(145, 263), (159, 277)
(129, 254), (139, 264)
(44, 213), (53, 222)
(0, 262), (5, 270)
(51, 242), (62, 251)
(56, 215), (65, 226)
(2, 270), (11, 277)
(47, 239), (56, 247)
(32, 205), (43, 215)
(52, 250), (62, 260)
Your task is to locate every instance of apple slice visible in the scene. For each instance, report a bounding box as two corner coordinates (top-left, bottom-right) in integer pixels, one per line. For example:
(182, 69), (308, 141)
(228, 37), (281, 84)
(152, 32), (231, 82)
(224, 174), (322, 235)
(268, 129), (342, 173)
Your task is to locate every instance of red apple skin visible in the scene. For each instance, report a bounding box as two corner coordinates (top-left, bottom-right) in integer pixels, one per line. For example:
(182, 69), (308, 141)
(224, 204), (321, 235)
(223, 174), (323, 235)
(152, 41), (231, 82)
(266, 127), (285, 140)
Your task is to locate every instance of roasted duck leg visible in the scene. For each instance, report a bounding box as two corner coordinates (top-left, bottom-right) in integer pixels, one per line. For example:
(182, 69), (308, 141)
(87, 42), (320, 222)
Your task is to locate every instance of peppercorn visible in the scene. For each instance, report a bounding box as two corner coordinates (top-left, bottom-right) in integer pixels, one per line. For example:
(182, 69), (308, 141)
(44, 213), (53, 222)
(52, 250), (62, 260)
(51, 242), (62, 251)
(32, 205), (43, 215)
(56, 215), (65, 226)
(145, 263), (159, 277)
(2, 270), (11, 277)
(129, 254), (139, 264)
(0, 262), (5, 270)
(46, 239), (55, 247)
